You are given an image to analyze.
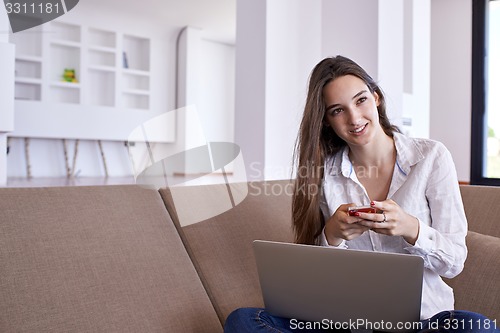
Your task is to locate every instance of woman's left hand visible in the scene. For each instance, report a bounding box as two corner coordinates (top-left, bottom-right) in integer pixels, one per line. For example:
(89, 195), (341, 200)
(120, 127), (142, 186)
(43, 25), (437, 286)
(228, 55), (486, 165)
(355, 199), (420, 245)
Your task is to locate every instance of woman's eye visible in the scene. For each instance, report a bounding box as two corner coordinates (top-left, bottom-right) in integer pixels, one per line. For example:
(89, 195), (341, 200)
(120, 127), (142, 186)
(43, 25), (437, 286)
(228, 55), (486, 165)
(357, 97), (367, 104)
(331, 108), (342, 115)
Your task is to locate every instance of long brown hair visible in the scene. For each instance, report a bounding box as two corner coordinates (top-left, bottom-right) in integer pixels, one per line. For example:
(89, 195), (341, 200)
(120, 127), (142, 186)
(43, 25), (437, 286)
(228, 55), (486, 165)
(292, 55), (400, 245)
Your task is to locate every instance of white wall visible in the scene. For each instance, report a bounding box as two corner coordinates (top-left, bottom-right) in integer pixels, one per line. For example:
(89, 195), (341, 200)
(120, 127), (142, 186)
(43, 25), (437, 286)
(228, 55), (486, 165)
(321, 0), (405, 128)
(6, 2), (234, 179)
(265, 0), (322, 180)
(321, 0), (379, 78)
(377, 0), (404, 128)
(235, 0), (432, 180)
(320, 0), (473, 181)
(430, 0), (472, 182)
(237, 0), (473, 183)
(3, 0), (475, 182)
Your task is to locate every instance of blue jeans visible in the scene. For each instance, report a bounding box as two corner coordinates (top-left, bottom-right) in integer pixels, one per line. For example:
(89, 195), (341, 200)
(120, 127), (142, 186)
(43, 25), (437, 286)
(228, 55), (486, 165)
(224, 308), (500, 333)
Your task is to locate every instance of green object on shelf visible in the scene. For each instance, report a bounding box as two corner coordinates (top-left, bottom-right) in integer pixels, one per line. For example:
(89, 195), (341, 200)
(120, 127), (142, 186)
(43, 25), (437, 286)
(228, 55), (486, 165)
(62, 68), (78, 83)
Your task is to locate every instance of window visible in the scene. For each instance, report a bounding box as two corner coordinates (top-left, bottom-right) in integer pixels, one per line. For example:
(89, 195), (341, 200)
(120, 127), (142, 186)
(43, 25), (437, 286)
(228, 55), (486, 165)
(471, 0), (500, 185)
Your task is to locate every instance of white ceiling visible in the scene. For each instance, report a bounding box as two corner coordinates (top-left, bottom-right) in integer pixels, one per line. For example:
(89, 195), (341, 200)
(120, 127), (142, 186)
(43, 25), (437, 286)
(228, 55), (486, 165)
(84, 0), (236, 44)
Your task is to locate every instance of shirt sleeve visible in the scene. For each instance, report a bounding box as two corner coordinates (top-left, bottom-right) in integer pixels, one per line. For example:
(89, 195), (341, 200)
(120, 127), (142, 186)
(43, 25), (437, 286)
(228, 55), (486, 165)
(319, 227), (348, 249)
(404, 144), (468, 279)
(318, 186), (348, 249)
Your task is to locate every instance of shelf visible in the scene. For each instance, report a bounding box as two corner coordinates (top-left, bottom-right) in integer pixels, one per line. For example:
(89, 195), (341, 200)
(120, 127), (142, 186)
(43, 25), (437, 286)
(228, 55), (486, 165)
(14, 56), (42, 102)
(89, 49), (116, 67)
(122, 72), (149, 91)
(123, 89), (150, 96)
(50, 85), (80, 104)
(15, 77), (42, 85)
(49, 21), (81, 43)
(122, 94), (149, 110)
(50, 40), (81, 48)
(16, 55), (42, 63)
(15, 59), (42, 79)
(88, 65), (116, 72)
(88, 70), (115, 107)
(15, 82), (41, 101)
(88, 28), (116, 48)
(122, 68), (150, 76)
(88, 45), (116, 54)
(49, 44), (81, 82)
(9, 28), (43, 57)
(50, 81), (81, 89)
(122, 35), (150, 71)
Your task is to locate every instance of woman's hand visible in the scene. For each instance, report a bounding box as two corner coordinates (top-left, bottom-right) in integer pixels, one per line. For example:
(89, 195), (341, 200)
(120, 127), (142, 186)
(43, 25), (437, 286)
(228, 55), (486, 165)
(324, 204), (371, 246)
(356, 200), (420, 245)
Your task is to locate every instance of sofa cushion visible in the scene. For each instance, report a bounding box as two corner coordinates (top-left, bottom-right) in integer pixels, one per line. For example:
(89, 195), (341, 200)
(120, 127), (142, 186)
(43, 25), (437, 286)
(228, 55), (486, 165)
(0, 185), (221, 333)
(459, 185), (500, 238)
(160, 180), (295, 324)
(444, 231), (500, 321)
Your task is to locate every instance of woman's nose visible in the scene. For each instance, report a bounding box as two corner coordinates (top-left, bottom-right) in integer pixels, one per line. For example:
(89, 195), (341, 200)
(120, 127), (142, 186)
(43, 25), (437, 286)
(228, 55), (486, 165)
(347, 108), (362, 125)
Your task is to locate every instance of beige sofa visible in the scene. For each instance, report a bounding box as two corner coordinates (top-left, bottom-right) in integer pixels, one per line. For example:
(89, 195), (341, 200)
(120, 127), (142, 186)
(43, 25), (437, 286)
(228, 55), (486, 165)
(0, 181), (498, 332)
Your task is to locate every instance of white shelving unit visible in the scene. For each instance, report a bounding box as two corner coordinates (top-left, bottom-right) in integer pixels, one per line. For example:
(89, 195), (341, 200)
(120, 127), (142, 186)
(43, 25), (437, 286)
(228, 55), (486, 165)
(11, 21), (151, 110)
(7, 20), (172, 143)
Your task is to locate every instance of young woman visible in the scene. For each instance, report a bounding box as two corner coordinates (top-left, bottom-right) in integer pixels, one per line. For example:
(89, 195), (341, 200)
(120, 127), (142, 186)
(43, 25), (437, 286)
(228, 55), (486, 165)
(224, 56), (498, 333)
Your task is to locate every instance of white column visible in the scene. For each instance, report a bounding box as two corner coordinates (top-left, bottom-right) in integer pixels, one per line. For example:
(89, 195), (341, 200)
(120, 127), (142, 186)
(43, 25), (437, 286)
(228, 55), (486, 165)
(235, 0), (322, 180)
(321, 0), (407, 128)
(402, 0), (431, 138)
(430, 0), (472, 182)
(234, 0), (267, 180)
(378, 0), (404, 127)
(0, 10), (15, 185)
(264, 0), (322, 180)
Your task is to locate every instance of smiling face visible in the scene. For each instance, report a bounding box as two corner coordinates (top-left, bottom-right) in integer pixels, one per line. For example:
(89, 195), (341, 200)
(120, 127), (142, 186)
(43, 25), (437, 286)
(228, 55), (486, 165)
(323, 74), (383, 148)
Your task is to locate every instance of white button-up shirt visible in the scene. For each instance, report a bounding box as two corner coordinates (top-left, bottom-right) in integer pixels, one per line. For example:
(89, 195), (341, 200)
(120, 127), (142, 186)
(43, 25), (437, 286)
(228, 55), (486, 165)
(319, 132), (468, 320)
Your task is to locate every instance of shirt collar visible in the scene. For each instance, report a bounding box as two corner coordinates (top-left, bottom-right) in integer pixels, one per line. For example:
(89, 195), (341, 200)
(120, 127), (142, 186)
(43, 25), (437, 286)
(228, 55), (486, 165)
(325, 146), (352, 178)
(324, 132), (425, 178)
(393, 132), (425, 175)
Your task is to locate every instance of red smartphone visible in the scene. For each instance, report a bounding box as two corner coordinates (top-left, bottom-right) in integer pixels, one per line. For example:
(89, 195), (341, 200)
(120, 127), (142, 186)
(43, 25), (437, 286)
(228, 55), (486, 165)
(348, 205), (377, 216)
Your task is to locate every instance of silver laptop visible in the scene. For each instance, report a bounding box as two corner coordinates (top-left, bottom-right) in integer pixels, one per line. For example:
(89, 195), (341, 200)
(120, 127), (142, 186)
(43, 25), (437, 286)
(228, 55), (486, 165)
(253, 240), (424, 333)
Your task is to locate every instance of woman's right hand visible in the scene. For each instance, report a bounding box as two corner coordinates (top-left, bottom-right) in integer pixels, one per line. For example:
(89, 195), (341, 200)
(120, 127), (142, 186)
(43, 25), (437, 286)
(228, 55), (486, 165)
(324, 204), (371, 246)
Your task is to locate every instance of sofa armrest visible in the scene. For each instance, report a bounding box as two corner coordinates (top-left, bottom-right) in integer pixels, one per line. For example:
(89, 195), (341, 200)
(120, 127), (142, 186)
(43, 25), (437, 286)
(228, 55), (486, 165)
(444, 231), (500, 322)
